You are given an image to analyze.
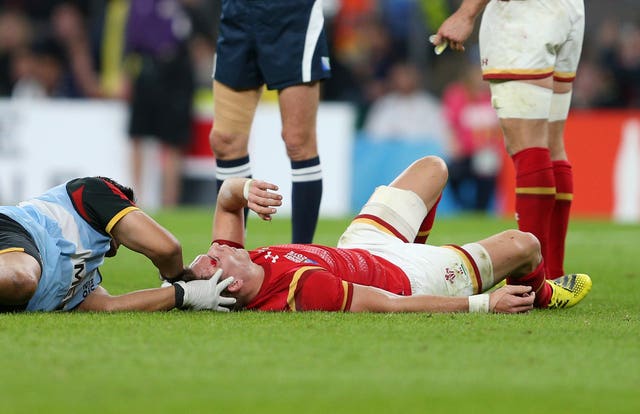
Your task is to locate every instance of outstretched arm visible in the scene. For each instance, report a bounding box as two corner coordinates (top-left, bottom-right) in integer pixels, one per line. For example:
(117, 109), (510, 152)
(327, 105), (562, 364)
(212, 178), (282, 245)
(349, 284), (534, 314)
(76, 269), (236, 312)
(432, 0), (490, 51)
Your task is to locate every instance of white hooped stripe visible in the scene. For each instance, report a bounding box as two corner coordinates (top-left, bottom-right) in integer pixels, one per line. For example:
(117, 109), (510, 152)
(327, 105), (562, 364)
(216, 164), (252, 179)
(302, 0), (324, 82)
(292, 164), (323, 182)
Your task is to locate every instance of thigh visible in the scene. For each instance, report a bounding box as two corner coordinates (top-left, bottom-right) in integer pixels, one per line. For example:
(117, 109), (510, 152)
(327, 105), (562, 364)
(278, 83), (320, 156)
(338, 186), (427, 245)
(554, 0), (585, 81)
(254, 0), (331, 90)
(479, 0), (572, 81)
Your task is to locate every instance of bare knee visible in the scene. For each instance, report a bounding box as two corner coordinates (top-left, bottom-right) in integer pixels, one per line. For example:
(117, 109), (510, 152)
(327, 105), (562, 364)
(416, 156), (449, 186)
(282, 129), (317, 161)
(508, 230), (542, 270)
(210, 129), (248, 159)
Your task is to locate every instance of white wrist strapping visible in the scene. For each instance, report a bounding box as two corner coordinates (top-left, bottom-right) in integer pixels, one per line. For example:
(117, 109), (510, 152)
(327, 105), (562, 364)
(242, 179), (254, 200)
(468, 294), (490, 313)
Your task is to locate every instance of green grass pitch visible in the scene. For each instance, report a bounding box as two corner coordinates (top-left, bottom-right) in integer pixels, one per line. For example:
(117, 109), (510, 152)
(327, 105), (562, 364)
(1, 209), (639, 414)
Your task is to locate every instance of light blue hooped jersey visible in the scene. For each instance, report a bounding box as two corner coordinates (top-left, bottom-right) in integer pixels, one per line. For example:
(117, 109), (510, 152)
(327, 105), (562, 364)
(0, 178), (138, 311)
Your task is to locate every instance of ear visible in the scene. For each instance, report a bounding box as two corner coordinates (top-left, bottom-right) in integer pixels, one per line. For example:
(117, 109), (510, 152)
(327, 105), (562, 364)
(225, 278), (244, 293)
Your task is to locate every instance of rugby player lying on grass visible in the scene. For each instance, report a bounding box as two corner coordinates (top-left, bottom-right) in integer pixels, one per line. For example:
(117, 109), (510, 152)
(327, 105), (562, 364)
(0, 177), (234, 312)
(190, 155), (591, 314)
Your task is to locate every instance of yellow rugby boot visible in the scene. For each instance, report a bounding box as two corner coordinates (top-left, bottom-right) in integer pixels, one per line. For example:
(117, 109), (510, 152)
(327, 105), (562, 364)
(546, 273), (592, 309)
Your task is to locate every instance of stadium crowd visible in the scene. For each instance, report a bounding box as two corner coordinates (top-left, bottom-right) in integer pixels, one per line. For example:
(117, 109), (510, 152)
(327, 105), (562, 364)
(0, 0), (638, 210)
(1, 1), (637, 107)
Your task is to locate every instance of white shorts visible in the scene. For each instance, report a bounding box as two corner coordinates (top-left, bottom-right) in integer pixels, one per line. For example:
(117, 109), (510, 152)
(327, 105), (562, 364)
(479, 0), (585, 82)
(337, 186), (495, 297)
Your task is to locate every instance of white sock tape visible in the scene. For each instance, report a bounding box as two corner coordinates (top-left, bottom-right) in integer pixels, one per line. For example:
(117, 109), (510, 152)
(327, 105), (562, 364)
(549, 91), (573, 122)
(490, 81), (553, 119)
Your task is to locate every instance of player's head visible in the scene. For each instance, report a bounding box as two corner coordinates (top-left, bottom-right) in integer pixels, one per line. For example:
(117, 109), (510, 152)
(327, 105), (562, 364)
(96, 176), (136, 203)
(207, 242), (262, 308)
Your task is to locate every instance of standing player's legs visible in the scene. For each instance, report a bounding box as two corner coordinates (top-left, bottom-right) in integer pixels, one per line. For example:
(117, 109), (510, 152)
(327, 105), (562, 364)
(492, 77), (556, 276)
(545, 0), (584, 277)
(480, 0), (584, 278)
(546, 80), (574, 278)
(210, 81), (262, 225)
(278, 82), (323, 244)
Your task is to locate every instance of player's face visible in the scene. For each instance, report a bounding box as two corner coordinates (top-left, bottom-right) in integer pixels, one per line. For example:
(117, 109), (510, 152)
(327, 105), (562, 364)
(207, 243), (252, 282)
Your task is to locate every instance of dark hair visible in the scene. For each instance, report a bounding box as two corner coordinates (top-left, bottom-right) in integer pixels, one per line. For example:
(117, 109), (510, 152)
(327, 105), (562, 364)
(96, 176), (136, 203)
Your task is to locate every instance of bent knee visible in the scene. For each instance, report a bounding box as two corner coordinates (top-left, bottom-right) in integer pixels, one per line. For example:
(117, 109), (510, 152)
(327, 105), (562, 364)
(509, 230), (541, 261)
(417, 155), (449, 183)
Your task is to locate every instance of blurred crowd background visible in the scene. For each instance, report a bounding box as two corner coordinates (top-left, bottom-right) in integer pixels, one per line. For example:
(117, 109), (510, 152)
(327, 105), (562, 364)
(0, 0), (639, 211)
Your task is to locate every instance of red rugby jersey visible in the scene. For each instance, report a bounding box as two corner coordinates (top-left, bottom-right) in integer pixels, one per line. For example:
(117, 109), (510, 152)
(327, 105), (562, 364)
(243, 244), (411, 312)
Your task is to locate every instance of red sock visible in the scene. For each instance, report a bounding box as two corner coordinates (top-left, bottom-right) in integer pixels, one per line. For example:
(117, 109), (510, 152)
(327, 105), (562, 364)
(547, 160), (573, 278)
(507, 260), (552, 308)
(512, 148), (556, 271)
(414, 195), (441, 244)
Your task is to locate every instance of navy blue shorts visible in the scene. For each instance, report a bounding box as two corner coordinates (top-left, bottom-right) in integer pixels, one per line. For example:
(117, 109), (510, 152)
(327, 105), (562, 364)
(214, 0), (332, 90)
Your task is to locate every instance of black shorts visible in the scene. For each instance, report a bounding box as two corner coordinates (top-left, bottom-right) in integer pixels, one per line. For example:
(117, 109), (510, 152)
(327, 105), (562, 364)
(128, 47), (195, 148)
(214, 0), (332, 90)
(0, 214), (42, 269)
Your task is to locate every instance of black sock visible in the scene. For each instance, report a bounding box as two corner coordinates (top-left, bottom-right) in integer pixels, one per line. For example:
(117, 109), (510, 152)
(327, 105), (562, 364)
(216, 156), (251, 226)
(291, 156), (322, 244)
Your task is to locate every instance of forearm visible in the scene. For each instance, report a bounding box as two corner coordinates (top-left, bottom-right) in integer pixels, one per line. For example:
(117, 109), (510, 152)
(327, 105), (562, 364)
(350, 285), (471, 313)
(77, 286), (177, 312)
(153, 249), (189, 282)
(217, 177), (249, 212)
(457, 0), (490, 20)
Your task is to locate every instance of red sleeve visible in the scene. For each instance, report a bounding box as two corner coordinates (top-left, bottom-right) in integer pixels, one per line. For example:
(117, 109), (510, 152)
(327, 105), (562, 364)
(289, 268), (354, 312)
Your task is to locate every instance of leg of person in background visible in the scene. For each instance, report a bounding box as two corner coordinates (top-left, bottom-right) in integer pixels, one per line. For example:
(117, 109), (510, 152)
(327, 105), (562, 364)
(546, 82), (575, 278)
(446, 157), (473, 211)
(210, 81), (262, 227)
(278, 82), (323, 244)
(474, 174), (497, 213)
(491, 78), (556, 276)
(130, 137), (144, 200)
(160, 144), (184, 207)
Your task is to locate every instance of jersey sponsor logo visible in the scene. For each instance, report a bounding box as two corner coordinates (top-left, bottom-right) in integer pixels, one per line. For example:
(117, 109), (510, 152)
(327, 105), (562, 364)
(284, 250), (311, 263)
